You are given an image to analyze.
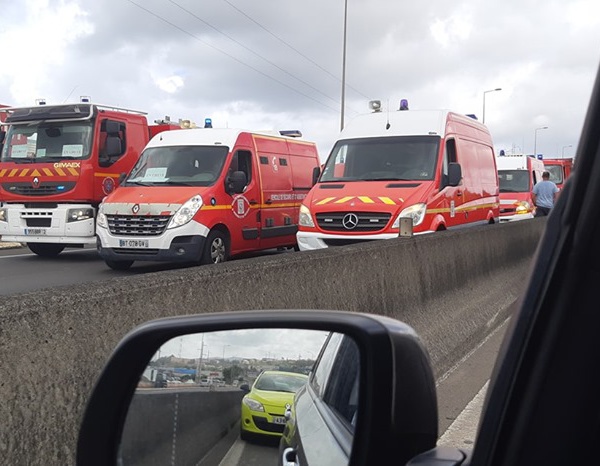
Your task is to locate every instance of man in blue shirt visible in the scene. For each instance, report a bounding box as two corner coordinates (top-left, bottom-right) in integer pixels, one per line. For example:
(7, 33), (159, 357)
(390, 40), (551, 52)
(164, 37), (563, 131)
(532, 171), (559, 217)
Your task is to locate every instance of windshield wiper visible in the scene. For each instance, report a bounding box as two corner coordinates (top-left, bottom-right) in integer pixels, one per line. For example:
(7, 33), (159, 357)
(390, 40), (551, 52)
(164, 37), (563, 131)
(359, 177), (413, 181)
(7, 158), (36, 164)
(125, 181), (154, 187)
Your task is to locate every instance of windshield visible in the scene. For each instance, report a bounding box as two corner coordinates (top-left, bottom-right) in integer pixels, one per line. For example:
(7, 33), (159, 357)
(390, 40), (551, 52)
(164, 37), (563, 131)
(125, 146), (229, 187)
(320, 135), (440, 182)
(0, 121), (93, 162)
(544, 165), (563, 184)
(498, 170), (531, 193)
(254, 372), (308, 393)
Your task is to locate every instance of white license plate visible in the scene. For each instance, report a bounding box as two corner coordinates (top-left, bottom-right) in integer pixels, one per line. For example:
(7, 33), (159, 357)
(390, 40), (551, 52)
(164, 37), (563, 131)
(119, 239), (149, 248)
(25, 228), (47, 235)
(271, 416), (286, 425)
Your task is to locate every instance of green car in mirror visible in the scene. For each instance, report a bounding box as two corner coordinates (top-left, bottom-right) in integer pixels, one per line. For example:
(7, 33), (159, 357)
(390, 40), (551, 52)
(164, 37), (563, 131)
(76, 310), (439, 466)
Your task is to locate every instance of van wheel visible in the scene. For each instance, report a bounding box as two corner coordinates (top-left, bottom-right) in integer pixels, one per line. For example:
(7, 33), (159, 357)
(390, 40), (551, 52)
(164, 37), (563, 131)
(105, 260), (134, 270)
(27, 243), (65, 257)
(201, 230), (229, 264)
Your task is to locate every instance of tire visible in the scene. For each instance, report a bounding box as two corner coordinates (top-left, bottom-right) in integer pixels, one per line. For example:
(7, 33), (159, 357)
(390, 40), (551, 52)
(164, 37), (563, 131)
(200, 230), (229, 265)
(105, 259), (134, 271)
(240, 427), (251, 441)
(27, 243), (65, 257)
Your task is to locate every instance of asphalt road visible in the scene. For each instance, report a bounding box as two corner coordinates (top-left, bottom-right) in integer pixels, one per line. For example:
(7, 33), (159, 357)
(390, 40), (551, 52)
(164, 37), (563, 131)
(0, 243), (292, 296)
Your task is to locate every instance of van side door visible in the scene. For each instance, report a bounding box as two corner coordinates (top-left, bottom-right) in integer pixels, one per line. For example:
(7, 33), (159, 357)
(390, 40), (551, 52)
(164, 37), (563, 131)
(256, 144), (297, 249)
(225, 149), (261, 253)
(439, 138), (466, 228)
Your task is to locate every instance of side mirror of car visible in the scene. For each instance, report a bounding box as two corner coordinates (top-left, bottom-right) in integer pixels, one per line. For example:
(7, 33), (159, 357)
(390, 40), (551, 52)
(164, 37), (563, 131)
(76, 310), (440, 466)
(239, 383), (250, 393)
(226, 170), (247, 194)
(448, 162), (462, 187)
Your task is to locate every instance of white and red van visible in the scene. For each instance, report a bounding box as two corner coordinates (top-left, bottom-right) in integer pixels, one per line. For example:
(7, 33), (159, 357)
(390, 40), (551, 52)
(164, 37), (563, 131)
(296, 102), (499, 250)
(96, 128), (320, 269)
(496, 154), (545, 221)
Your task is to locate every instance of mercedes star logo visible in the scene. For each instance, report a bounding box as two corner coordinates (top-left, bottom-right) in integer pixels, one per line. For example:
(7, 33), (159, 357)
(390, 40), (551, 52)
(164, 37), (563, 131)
(132, 204), (140, 214)
(342, 213), (359, 230)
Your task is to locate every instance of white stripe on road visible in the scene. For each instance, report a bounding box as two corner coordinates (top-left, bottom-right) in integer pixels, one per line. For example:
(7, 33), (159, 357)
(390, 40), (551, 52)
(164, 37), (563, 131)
(217, 438), (245, 466)
(438, 381), (489, 448)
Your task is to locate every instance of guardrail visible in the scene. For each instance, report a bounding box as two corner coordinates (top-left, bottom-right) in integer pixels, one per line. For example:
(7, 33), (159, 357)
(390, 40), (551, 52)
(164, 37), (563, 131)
(0, 219), (546, 464)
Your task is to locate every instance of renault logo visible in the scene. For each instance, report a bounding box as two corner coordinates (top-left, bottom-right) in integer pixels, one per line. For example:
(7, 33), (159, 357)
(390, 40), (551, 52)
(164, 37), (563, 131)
(342, 213), (359, 230)
(132, 204), (140, 214)
(32, 177), (40, 189)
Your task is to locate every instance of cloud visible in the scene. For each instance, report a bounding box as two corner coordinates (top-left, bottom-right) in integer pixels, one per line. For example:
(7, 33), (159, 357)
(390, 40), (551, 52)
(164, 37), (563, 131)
(1, 0), (600, 158)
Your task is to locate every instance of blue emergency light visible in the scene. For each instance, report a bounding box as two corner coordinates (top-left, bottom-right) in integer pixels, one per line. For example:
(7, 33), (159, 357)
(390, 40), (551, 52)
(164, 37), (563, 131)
(399, 99), (409, 111)
(204, 118), (213, 128)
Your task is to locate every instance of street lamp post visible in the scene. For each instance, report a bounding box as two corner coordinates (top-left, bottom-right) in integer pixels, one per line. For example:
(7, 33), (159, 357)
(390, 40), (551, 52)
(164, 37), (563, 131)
(482, 88), (502, 124)
(222, 344), (231, 362)
(534, 126), (549, 158)
(562, 144), (572, 158)
(340, 0), (348, 131)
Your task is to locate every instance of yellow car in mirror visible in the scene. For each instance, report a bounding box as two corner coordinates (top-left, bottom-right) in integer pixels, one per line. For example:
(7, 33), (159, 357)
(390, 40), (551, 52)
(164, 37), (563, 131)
(240, 370), (308, 441)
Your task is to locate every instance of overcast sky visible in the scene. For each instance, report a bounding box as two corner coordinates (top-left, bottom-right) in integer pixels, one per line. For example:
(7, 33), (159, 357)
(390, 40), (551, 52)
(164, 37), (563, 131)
(156, 329), (331, 361)
(2, 0), (600, 160)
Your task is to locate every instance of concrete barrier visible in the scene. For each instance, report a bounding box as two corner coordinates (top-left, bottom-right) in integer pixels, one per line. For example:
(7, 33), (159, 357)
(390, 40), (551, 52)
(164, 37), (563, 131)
(121, 389), (244, 465)
(0, 219), (546, 464)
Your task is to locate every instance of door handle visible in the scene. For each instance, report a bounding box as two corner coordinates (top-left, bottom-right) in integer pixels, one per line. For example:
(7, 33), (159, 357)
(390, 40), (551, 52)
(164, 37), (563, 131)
(456, 191), (463, 197)
(250, 199), (259, 205)
(265, 199), (272, 205)
(282, 447), (299, 466)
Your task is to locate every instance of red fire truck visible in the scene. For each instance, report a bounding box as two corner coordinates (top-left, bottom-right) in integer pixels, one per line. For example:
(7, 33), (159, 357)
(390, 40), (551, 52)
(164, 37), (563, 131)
(0, 99), (177, 256)
(543, 158), (574, 192)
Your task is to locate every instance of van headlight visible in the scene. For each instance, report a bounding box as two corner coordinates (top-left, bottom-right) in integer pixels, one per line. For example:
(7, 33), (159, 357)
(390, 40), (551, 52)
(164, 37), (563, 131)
(97, 206), (108, 229)
(515, 201), (532, 214)
(299, 204), (315, 228)
(393, 203), (427, 228)
(168, 195), (203, 229)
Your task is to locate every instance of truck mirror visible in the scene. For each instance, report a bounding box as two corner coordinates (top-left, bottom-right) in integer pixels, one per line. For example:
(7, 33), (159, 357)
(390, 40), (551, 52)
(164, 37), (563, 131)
(226, 170), (247, 194)
(106, 136), (122, 157)
(104, 121), (121, 134)
(448, 162), (462, 187)
(312, 166), (321, 186)
(99, 137), (123, 167)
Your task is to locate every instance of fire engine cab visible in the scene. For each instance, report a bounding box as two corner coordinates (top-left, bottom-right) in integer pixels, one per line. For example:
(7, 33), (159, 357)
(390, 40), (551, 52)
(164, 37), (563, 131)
(0, 99), (177, 256)
(96, 127), (320, 270)
(496, 153), (545, 221)
(543, 157), (574, 191)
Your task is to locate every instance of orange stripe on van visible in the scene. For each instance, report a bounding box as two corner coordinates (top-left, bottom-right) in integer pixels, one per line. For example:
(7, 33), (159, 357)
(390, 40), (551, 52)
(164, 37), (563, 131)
(358, 196), (375, 204)
(18, 169), (29, 177)
(316, 197), (336, 205)
(378, 197), (396, 205)
(335, 196), (355, 204)
(42, 168), (54, 176)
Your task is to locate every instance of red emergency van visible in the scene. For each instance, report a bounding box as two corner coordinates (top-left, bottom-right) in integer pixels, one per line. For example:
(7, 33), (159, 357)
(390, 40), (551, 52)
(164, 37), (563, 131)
(543, 158), (574, 191)
(0, 100), (178, 256)
(496, 154), (545, 221)
(296, 102), (499, 250)
(96, 128), (320, 270)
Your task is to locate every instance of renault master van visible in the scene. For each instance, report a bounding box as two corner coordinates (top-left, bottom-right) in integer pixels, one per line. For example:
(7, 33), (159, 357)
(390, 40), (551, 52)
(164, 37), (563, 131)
(96, 128), (320, 269)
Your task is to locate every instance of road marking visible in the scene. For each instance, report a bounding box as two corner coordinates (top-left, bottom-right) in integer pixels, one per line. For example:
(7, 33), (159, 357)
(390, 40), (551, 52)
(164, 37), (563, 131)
(438, 380), (489, 448)
(217, 438), (245, 466)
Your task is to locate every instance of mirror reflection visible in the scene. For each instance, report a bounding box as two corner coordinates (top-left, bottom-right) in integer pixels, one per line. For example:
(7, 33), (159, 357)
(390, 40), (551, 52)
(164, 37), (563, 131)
(119, 329), (359, 466)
